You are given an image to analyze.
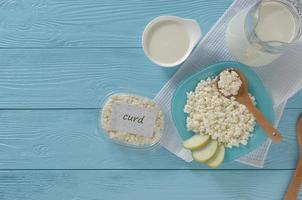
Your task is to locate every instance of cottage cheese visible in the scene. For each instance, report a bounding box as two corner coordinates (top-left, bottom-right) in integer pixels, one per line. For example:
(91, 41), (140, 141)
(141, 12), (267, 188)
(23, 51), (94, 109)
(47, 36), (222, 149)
(218, 69), (242, 96)
(101, 94), (164, 147)
(184, 75), (256, 148)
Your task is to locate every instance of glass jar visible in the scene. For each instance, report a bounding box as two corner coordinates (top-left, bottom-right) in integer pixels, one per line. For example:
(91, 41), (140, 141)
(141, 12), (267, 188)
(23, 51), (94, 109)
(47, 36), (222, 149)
(226, 0), (302, 67)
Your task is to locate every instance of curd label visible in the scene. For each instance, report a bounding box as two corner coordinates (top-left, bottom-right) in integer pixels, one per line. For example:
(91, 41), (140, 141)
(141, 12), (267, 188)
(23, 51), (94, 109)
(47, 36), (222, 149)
(109, 102), (157, 137)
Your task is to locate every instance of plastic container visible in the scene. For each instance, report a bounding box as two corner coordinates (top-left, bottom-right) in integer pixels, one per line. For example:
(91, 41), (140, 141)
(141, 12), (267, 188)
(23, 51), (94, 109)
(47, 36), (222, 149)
(99, 93), (164, 149)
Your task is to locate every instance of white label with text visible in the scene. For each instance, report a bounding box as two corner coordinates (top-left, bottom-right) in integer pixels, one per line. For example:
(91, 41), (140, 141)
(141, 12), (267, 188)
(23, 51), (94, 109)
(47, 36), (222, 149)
(109, 102), (157, 137)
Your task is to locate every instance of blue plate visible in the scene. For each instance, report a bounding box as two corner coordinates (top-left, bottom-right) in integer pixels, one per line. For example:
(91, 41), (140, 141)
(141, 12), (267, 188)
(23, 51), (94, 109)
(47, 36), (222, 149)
(171, 61), (275, 162)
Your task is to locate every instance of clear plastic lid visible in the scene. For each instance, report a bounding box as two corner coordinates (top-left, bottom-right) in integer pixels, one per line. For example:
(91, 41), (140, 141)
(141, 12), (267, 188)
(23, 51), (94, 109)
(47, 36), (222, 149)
(99, 93), (164, 149)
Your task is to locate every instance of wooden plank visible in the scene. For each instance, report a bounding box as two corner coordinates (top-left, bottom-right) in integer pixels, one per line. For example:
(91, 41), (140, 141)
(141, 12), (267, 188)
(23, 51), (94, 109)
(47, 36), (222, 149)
(0, 108), (299, 169)
(287, 90), (302, 108)
(0, 0), (232, 48)
(0, 48), (176, 108)
(0, 48), (300, 109)
(0, 170), (300, 200)
(265, 108), (300, 168)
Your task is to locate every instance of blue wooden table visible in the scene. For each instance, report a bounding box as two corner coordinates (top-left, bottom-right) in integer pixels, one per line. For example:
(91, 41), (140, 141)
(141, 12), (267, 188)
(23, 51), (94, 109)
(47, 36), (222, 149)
(0, 0), (301, 199)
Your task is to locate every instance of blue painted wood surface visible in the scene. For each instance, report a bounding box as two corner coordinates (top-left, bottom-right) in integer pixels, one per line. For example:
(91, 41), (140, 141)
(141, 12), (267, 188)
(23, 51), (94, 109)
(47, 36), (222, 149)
(0, 109), (299, 170)
(0, 170), (301, 200)
(0, 0), (301, 199)
(0, 0), (229, 47)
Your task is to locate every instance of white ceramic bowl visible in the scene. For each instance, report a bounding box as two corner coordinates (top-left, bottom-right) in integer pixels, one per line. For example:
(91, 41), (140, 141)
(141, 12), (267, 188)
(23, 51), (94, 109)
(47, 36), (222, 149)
(142, 16), (202, 68)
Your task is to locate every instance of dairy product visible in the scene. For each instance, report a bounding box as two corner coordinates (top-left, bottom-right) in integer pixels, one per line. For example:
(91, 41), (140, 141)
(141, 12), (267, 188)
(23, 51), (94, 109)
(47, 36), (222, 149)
(226, 1), (299, 66)
(184, 74), (256, 148)
(145, 21), (190, 65)
(218, 69), (242, 96)
(101, 94), (164, 147)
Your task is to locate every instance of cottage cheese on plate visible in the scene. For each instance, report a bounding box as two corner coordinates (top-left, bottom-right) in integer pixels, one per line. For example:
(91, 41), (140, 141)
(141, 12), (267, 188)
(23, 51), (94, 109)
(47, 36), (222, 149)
(184, 71), (256, 148)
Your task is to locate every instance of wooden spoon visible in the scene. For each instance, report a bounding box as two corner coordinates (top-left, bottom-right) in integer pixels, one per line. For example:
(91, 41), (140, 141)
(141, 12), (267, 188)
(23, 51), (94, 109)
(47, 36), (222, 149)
(217, 69), (282, 143)
(283, 114), (302, 200)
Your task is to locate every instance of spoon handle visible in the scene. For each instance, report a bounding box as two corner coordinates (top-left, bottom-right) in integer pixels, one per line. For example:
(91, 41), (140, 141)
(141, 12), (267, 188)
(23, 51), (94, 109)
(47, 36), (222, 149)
(237, 96), (282, 143)
(283, 160), (302, 200)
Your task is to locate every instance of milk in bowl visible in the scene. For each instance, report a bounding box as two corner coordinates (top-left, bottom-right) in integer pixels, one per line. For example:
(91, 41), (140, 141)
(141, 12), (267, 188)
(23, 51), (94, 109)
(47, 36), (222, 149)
(143, 16), (202, 67)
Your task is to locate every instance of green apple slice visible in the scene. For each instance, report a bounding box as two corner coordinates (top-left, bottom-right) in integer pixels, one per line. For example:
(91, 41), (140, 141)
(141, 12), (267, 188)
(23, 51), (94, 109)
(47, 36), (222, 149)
(192, 140), (218, 163)
(183, 134), (210, 150)
(207, 144), (225, 168)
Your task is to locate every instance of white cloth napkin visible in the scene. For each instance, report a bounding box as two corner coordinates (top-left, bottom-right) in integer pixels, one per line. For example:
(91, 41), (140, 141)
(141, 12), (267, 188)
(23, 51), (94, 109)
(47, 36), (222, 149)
(155, 0), (302, 168)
